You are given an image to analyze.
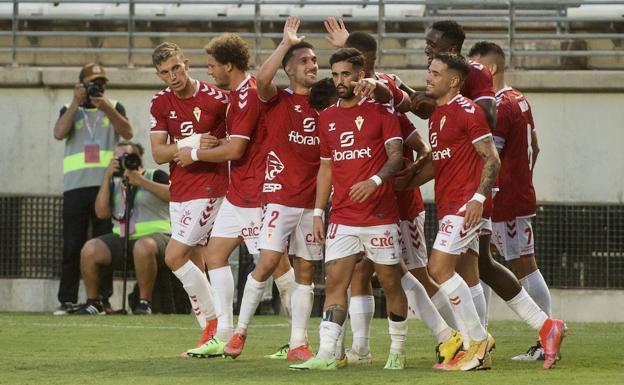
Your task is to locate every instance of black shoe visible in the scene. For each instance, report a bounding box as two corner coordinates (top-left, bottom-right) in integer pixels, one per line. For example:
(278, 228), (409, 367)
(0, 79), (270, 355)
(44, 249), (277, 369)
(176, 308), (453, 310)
(133, 299), (152, 315)
(101, 299), (114, 315)
(53, 302), (77, 316)
(76, 300), (105, 315)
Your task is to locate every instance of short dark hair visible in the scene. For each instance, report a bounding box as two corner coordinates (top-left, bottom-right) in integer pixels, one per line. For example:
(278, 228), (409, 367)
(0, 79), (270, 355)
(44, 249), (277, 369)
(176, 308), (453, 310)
(308, 78), (338, 111)
(345, 31), (377, 53)
(468, 41), (505, 62)
(431, 20), (466, 51)
(204, 33), (250, 71)
(117, 140), (144, 157)
(329, 48), (364, 70)
(433, 52), (470, 80)
(281, 41), (315, 68)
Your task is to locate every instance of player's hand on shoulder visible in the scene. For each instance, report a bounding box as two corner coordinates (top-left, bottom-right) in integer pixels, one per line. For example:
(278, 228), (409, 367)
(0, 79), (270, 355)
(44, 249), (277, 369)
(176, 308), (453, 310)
(324, 17), (348, 48)
(349, 179), (378, 203)
(200, 133), (219, 149)
(173, 147), (194, 167)
(410, 91), (437, 119)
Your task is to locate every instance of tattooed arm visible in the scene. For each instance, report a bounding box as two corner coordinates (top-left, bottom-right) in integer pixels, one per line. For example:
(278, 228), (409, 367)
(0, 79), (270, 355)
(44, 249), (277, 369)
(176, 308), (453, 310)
(461, 135), (500, 228)
(349, 138), (403, 203)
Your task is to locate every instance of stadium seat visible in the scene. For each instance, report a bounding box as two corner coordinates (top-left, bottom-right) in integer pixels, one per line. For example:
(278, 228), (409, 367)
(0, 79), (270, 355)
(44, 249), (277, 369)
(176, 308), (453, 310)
(567, 4), (624, 18)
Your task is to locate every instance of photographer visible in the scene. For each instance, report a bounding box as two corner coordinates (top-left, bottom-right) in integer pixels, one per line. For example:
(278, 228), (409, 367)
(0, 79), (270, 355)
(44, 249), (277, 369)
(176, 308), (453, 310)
(78, 141), (171, 315)
(53, 63), (133, 315)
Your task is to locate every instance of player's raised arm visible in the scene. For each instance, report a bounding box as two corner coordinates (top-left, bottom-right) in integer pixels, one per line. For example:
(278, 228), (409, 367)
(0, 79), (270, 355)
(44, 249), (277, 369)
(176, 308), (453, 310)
(256, 16), (305, 102)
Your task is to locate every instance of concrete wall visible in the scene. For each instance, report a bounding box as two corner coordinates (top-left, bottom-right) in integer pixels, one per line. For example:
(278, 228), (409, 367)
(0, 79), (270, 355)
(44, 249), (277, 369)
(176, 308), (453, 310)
(1, 68), (623, 203)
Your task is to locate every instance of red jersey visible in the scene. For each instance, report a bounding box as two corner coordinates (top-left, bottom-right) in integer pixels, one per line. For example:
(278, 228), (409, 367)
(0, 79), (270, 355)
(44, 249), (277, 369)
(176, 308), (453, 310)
(396, 113), (425, 220)
(492, 86), (537, 221)
(150, 80), (229, 202)
(319, 99), (402, 226)
(461, 60), (496, 104)
(261, 88), (319, 208)
(375, 72), (406, 108)
(225, 75), (267, 208)
(429, 94), (491, 219)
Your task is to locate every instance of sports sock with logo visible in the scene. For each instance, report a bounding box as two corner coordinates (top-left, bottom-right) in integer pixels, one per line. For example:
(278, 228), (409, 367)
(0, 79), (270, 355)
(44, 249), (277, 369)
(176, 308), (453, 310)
(172, 260), (216, 329)
(439, 273), (488, 342)
(401, 272), (451, 343)
(208, 266), (235, 340)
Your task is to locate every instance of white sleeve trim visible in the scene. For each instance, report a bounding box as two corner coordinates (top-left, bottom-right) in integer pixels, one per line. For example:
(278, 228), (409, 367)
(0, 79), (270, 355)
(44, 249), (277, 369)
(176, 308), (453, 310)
(320, 156), (332, 160)
(473, 96), (496, 102)
(471, 133), (492, 144)
(229, 134), (250, 141)
(384, 136), (403, 145)
(150, 130), (168, 134)
(405, 130), (418, 141)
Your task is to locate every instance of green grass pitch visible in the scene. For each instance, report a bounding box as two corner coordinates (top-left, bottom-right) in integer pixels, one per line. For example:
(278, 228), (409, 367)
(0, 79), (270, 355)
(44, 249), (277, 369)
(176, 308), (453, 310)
(0, 313), (622, 385)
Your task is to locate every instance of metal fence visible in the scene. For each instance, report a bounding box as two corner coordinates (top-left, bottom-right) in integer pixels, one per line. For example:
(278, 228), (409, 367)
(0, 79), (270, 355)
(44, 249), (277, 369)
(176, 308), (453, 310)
(0, 0), (623, 68)
(1, 195), (623, 289)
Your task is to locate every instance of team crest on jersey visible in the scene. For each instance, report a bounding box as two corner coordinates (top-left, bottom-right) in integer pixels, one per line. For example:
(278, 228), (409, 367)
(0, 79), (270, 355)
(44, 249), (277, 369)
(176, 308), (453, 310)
(355, 115), (364, 131)
(294, 104), (302, 112)
(169, 110), (177, 119)
(193, 106), (201, 122)
(265, 151), (285, 180)
(440, 116), (446, 131)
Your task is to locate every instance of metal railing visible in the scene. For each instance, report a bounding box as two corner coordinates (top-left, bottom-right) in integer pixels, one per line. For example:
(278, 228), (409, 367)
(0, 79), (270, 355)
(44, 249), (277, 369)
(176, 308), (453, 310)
(1, 0), (623, 68)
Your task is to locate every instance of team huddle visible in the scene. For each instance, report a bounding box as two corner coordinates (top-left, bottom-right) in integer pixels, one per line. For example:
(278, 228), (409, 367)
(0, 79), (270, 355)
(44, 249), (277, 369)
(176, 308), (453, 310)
(148, 16), (567, 372)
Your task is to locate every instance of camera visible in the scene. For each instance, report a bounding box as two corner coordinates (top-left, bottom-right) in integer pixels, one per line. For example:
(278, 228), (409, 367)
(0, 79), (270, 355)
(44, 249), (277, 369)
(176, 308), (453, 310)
(114, 152), (142, 177)
(85, 81), (105, 98)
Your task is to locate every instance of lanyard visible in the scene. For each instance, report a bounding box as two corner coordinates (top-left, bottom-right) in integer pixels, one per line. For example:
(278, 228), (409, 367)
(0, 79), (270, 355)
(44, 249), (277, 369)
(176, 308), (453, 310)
(80, 109), (103, 141)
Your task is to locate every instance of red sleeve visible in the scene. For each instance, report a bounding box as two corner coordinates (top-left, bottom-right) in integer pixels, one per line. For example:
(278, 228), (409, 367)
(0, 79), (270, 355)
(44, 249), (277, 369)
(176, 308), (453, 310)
(376, 72), (405, 108)
(466, 107), (492, 144)
(258, 87), (282, 108)
(493, 101), (512, 150)
(318, 113), (331, 159)
(462, 64), (495, 102)
(526, 103), (536, 132)
(380, 106), (403, 144)
(398, 114), (417, 141)
(229, 88), (261, 139)
(149, 96), (168, 134)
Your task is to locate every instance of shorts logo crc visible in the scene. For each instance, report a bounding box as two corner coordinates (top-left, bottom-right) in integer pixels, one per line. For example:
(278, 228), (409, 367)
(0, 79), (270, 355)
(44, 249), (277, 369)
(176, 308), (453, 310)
(439, 220), (454, 234)
(371, 230), (395, 248)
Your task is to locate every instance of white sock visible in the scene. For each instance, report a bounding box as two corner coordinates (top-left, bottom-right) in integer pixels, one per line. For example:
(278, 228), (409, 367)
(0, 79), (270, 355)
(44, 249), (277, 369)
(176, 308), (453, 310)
(520, 269), (552, 316)
(439, 273), (487, 342)
(481, 280), (492, 329)
(401, 273), (451, 343)
(388, 318), (409, 354)
(335, 321), (346, 359)
(506, 287), (548, 330)
(349, 295), (374, 356)
(274, 267), (295, 320)
(317, 320), (342, 359)
(208, 266), (235, 340)
(290, 282), (314, 348)
(470, 283), (487, 329)
(235, 273), (267, 333)
(173, 260), (216, 329)
(431, 289), (459, 330)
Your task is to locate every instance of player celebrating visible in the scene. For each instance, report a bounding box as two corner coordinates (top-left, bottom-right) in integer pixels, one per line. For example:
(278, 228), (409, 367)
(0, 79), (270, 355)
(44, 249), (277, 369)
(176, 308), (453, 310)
(222, 16), (322, 362)
(415, 52), (499, 371)
(324, 20), (461, 365)
(469, 41), (566, 367)
(149, 42), (226, 354)
(290, 48), (408, 371)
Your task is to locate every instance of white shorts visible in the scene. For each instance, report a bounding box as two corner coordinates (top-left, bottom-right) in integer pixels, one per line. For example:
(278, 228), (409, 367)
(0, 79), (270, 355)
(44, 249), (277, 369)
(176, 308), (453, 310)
(481, 218), (492, 234)
(432, 215), (483, 256)
(325, 223), (401, 266)
(211, 197), (262, 254)
(170, 197), (223, 247)
(491, 216), (535, 261)
(257, 204), (323, 261)
(399, 212), (428, 270)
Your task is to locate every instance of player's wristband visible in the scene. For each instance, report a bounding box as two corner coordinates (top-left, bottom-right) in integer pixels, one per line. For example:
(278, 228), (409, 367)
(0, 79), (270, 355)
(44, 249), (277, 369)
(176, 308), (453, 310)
(190, 148), (199, 162)
(369, 175), (382, 186)
(313, 208), (325, 217)
(470, 193), (486, 204)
